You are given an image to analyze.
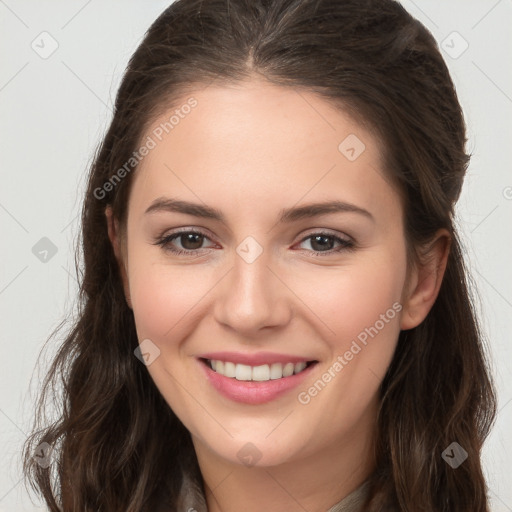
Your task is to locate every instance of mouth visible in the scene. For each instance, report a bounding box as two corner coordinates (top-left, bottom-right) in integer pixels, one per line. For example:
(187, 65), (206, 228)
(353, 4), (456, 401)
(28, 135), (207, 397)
(198, 357), (319, 405)
(200, 358), (317, 381)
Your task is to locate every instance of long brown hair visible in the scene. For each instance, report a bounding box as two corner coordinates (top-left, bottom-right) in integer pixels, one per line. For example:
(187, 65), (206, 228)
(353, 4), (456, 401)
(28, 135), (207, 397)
(23, 0), (497, 510)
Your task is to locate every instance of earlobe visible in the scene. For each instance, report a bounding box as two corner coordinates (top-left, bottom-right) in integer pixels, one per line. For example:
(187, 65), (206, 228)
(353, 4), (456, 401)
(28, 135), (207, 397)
(400, 229), (451, 330)
(105, 206), (132, 309)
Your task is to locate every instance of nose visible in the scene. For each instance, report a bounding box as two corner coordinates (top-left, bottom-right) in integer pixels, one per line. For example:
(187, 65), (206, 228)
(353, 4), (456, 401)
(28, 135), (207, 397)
(213, 245), (292, 337)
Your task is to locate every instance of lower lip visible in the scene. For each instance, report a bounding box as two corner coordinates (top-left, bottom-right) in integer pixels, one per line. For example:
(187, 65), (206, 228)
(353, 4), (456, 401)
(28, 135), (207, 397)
(198, 359), (317, 405)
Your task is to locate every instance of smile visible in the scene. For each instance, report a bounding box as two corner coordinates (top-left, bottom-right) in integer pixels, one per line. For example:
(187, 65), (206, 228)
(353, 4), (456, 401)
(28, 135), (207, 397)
(206, 359), (313, 381)
(198, 356), (319, 405)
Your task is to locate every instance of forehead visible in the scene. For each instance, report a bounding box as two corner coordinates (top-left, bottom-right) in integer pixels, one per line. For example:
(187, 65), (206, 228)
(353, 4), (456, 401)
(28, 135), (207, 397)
(128, 78), (400, 224)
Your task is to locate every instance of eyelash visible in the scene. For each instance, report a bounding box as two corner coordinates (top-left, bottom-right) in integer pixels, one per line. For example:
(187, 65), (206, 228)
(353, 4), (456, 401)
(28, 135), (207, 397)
(153, 229), (355, 257)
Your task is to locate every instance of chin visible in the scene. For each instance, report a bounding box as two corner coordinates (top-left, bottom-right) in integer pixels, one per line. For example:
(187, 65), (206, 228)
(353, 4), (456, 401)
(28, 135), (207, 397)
(200, 430), (309, 469)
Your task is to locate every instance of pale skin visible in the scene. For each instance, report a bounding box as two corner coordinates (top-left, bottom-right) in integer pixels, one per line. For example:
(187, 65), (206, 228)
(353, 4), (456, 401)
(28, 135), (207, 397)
(106, 76), (450, 512)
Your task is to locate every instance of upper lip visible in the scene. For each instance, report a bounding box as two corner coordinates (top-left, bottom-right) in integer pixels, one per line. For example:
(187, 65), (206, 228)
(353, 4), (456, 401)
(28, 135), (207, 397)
(197, 351), (316, 366)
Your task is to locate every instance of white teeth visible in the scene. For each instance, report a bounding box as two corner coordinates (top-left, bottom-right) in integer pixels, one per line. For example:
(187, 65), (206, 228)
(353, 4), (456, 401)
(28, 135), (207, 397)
(282, 362), (295, 377)
(208, 359), (311, 381)
(269, 363), (283, 380)
(235, 364), (252, 381)
(294, 362), (307, 374)
(252, 364), (270, 381)
(224, 361), (236, 378)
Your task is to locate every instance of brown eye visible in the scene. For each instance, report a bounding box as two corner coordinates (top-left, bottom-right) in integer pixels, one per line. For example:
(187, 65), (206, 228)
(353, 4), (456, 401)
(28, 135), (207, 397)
(155, 230), (215, 255)
(177, 232), (205, 250)
(297, 232), (354, 256)
(309, 234), (336, 251)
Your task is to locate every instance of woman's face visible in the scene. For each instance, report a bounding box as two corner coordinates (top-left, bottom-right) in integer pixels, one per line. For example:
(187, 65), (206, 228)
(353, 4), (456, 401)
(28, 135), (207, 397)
(115, 78), (413, 468)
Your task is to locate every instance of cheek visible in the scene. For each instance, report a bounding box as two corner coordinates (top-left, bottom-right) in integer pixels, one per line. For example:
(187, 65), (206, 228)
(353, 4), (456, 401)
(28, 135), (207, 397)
(127, 260), (212, 423)
(128, 261), (211, 341)
(123, 223), (206, 339)
(291, 253), (405, 440)
(289, 250), (406, 348)
(128, 243), (407, 348)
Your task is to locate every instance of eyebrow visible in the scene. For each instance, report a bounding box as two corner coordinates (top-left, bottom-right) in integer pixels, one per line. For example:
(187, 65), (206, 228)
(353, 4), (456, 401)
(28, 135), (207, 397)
(144, 197), (374, 223)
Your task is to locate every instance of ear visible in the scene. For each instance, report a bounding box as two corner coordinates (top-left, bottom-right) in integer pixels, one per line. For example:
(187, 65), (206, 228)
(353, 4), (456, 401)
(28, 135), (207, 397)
(400, 229), (451, 330)
(105, 206), (132, 309)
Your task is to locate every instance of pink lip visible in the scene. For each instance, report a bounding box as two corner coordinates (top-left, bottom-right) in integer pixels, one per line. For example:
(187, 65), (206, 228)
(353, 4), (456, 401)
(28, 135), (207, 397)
(197, 351), (314, 366)
(197, 358), (318, 405)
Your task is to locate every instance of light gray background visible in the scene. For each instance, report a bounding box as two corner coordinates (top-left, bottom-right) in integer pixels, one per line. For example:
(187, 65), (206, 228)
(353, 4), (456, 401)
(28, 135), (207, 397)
(1, 1), (511, 510)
